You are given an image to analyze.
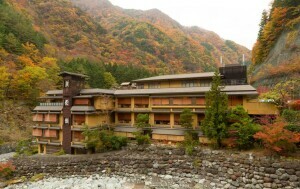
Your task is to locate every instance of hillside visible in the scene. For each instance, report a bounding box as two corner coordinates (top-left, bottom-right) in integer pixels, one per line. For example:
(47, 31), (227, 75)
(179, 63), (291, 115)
(9, 0), (251, 74)
(250, 0), (300, 87)
(71, 0), (251, 72)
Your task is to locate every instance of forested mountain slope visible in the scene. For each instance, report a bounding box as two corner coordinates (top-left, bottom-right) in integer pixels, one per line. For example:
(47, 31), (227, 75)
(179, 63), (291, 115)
(71, 0), (251, 72)
(250, 0), (300, 87)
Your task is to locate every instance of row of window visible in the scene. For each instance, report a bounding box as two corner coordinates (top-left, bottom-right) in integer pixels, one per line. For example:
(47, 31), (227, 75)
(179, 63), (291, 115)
(137, 80), (212, 89)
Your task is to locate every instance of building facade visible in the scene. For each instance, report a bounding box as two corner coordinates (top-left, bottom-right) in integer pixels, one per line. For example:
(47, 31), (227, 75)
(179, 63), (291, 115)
(32, 65), (278, 154)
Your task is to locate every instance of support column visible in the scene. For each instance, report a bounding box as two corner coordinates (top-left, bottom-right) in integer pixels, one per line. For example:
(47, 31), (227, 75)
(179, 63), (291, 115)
(170, 113), (174, 128)
(131, 97), (134, 111)
(149, 113), (154, 126)
(192, 114), (198, 129)
(131, 112), (135, 126)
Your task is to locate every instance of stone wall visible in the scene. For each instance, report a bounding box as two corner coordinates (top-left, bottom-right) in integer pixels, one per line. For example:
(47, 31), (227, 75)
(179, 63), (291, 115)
(0, 143), (16, 154)
(12, 145), (300, 189)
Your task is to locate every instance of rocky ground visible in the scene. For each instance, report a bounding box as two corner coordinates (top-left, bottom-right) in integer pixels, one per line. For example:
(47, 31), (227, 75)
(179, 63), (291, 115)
(0, 152), (15, 162)
(4, 174), (212, 189)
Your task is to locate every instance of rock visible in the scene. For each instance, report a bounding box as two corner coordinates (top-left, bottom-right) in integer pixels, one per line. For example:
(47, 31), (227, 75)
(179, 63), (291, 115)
(193, 183), (204, 189)
(279, 173), (289, 181)
(263, 183), (272, 188)
(228, 169), (234, 174)
(164, 175), (172, 179)
(0, 182), (8, 188)
(289, 175), (298, 182)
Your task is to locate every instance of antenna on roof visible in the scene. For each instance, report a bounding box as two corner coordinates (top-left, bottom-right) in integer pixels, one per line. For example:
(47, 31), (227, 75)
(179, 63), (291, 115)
(242, 54), (245, 66)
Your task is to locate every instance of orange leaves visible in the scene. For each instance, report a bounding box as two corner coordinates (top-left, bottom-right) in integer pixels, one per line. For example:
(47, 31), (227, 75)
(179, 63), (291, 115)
(254, 119), (300, 154)
(0, 161), (15, 179)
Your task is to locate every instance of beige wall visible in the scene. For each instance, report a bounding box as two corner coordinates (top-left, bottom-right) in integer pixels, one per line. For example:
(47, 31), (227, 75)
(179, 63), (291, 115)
(94, 96), (114, 110)
(152, 134), (184, 141)
(243, 98), (278, 115)
(86, 114), (107, 127)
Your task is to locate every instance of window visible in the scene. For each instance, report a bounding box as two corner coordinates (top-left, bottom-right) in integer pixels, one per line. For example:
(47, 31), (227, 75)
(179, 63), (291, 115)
(149, 82), (160, 89)
(152, 98), (170, 105)
(64, 80), (70, 88)
(182, 81), (197, 87)
(200, 80), (211, 87)
(137, 84), (144, 89)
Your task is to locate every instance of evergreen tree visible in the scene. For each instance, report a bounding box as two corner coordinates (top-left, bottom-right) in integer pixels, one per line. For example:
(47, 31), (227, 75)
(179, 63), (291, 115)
(180, 109), (194, 129)
(201, 70), (228, 148)
(258, 10), (268, 40)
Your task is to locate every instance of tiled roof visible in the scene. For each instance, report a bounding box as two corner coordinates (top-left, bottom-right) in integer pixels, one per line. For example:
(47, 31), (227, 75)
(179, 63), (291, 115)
(80, 88), (115, 95)
(46, 90), (63, 95)
(132, 72), (215, 82)
(71, 106), (96, 112)
(33, 106), (63, 111)
(59, 71), (88, 78)
(114, 85), (257, 96)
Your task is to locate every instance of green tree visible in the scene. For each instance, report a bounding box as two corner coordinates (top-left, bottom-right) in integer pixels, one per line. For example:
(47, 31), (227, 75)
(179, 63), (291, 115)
(228, 106), (260, 150)
(180, 109), (194, 129)
(260, 80), (300, 111)
(134, 114), (151, 145)
(282, 109), (300, 132)
(103, 72), (117, 89)
(201, 70), (229, 148)
(135, 114), (150, 129)
(258, 10), (269, 40)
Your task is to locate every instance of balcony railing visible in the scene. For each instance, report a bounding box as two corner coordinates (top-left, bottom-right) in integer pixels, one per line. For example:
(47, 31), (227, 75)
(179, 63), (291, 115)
(39, 102), (63, 106)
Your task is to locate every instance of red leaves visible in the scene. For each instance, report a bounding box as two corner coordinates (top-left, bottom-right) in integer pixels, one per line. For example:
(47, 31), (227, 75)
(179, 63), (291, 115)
(254, 120), (300, 154)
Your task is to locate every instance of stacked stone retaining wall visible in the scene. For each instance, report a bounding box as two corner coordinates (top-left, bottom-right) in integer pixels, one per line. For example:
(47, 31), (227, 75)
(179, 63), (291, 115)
(12, 145), (300, 189)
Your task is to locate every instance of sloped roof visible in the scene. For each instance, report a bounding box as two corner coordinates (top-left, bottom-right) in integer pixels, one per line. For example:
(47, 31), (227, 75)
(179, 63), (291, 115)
(46, 90), (63, 95)
(114, 85), (257, 96)
(59, 71), (88, 78)
(133, 72), (215, 82)
(80, 88), (115, 95)
(71, 106), (96, 112)
(33, 106), (63, 112)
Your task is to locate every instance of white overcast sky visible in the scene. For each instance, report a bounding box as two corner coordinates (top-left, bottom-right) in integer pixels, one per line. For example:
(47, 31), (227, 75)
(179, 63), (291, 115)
(109, 0), (273, 49)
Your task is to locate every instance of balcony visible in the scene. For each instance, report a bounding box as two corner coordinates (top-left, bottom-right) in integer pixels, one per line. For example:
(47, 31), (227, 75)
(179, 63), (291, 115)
(39, 102), (63, 106)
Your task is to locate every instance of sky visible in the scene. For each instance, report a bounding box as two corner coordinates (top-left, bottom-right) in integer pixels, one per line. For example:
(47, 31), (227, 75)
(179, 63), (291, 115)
(109, 0), (273, 49)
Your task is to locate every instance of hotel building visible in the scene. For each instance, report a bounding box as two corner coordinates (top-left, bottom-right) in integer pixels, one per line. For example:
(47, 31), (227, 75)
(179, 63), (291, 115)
(32, 65), (278, 154)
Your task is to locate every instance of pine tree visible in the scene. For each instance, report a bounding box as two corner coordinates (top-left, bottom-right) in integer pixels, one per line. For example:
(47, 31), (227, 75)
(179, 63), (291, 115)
(258, 10), (268, 41)
(201, 70), (229, 148)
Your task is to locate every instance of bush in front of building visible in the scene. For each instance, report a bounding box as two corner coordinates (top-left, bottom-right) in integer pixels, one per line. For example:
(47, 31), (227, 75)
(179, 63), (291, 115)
(179, 109), (199, 155)
(16, 139), (38, 156)
(83, 127), (128, 153)
(134, 113), (151, 145)
(227, 106), (261, 150)
(135, 133), (151, 145)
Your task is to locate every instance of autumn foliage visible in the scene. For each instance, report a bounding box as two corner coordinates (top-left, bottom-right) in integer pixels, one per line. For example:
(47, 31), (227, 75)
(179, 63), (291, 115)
(0, 161), (15, 179)
(254, 119), (300, 155)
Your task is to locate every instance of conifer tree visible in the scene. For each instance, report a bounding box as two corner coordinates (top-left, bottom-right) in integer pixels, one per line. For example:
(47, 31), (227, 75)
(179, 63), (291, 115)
(202, 70), (228, 148)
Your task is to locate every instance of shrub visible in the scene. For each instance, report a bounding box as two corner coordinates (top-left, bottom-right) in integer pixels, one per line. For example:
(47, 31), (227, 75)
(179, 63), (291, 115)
(227, 106), (261, 150)
(16, 139), (38, 156)
(135, 132), (151, 145)
(54, 149), (66, 156)
(180, 131), (199, 155)
(83, 128), (128, 152)
(0, 161), (15, 180)
(254, 120), (300, 155)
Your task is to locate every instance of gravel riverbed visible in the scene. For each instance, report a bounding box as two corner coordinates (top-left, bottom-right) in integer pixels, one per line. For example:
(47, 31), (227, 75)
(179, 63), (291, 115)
(0, 152), (16, 162)
(4, 174), (212, 189)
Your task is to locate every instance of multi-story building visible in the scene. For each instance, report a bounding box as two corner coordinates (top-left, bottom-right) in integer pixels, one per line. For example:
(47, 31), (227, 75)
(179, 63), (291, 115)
(32, 65), (278, 154)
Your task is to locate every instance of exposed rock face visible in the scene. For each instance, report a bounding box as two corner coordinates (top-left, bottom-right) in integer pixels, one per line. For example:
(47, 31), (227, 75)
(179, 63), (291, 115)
(12, 145), (300, 189)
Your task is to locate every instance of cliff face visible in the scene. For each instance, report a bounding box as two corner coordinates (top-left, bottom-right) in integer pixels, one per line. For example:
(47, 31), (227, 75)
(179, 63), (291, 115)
(250, 24), (300, 87)
(250, 1), (300, 87)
